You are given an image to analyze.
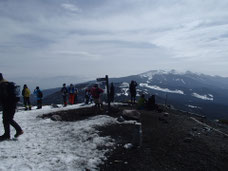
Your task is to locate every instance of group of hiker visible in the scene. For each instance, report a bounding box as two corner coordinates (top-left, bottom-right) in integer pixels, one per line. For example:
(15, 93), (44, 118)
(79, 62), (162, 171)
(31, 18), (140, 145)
(62, 83), (105, 109)
(129, 80), (156, 110)
(0, 73), (44, 141)
(61, 83), (78, 106)
(0, 71), (154, 141)
(22, 84), (43, 110)
(60, 80), (148, 110)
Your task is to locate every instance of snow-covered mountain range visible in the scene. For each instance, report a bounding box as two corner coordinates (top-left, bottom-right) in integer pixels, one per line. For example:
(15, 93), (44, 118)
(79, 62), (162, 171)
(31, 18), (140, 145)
(40, 70), (228, 120)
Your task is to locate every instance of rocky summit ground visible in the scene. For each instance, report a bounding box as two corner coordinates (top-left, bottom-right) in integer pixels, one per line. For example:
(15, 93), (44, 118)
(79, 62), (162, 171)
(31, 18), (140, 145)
(43, 104), (228, 171)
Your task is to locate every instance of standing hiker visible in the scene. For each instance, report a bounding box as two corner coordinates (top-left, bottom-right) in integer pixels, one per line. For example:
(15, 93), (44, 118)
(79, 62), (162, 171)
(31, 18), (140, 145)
(61, 83), (68, 107)
(110, 82), (115, 103)
(68, 84), (75, 105)
(22, 84), (31, 110)
(34, 86), (43, 109)
(0, 73), (24, 141)
(129, 80), (138, 104)
(85, 88), (90, 104)
(91, 84), (104, 109)
(137, 94), (147, 110)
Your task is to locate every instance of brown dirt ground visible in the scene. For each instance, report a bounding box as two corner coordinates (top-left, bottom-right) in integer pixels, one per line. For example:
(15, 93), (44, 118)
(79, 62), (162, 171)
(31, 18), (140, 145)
(40, 105), (228, 171)
(98, 106), (228, 171)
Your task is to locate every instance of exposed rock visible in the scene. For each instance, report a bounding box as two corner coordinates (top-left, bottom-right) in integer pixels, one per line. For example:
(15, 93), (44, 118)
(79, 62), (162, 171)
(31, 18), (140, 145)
(51, 104), (59, 108)
(122, 110), (141, 121)
(117, 116), (125, 122)
(51, 115), (62, 121)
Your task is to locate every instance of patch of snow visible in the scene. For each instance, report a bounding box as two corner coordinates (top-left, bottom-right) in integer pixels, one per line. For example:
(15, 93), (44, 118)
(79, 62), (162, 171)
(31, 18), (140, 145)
(192, 93), (213, 101)
(0, 104), (117, 171)
(140, 70), (185, 80)
(118, 83), (129, 96)
(121, 88), (129, 96)
(208, 94), (214, 98)
(140, 83), (184, 95)
(124, 143), (133, 149)
(187, 105), (201, 109)
(176, 78), (186, 84)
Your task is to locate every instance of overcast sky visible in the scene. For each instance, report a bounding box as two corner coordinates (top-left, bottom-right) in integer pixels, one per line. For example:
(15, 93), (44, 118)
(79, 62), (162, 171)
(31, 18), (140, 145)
(1, 0), (228, 86)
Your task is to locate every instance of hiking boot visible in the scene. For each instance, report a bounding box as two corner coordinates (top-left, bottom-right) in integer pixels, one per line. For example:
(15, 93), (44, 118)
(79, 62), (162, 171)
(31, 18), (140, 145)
(0, 135), (10, 141)
(14, 130), (24, 138)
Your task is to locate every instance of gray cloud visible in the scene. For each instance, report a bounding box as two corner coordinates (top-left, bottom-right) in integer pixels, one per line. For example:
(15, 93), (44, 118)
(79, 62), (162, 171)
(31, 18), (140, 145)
(1, 0), (228, 88)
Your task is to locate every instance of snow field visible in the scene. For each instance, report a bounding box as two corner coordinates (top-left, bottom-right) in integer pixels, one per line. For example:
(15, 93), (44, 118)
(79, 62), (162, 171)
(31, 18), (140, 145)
(0, 104), (117, 171)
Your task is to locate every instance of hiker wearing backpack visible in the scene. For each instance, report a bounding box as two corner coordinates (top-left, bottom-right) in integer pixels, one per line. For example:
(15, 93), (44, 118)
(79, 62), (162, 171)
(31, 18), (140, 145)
(61, 83), (68, 107)
(33, 86), (43, 109)
(0, 73), (24, 141)
(68, 84), (75, 105)
(129, 80), (138, 104)
(91, 84), (104, 109)
(22, 84), (31, 110)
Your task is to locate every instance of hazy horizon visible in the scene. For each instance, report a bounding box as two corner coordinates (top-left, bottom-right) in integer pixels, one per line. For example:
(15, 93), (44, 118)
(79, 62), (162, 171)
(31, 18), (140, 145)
(3, 69), (228, 91)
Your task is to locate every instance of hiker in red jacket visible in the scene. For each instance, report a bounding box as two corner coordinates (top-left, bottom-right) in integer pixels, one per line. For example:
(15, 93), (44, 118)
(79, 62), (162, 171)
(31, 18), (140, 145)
(91, 84), (104, 108)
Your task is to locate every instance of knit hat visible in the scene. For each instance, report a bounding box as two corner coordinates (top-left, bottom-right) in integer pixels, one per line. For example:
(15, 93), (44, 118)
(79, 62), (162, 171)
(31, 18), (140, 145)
(0, 73), (8, 83)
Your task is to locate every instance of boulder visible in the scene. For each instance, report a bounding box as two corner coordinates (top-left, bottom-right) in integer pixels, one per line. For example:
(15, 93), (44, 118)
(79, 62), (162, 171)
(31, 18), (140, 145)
(51, 115), (62, 121)
(51, 104), (59, 108)
(117, 116), (125, 122)
(122, 110), (141, 121)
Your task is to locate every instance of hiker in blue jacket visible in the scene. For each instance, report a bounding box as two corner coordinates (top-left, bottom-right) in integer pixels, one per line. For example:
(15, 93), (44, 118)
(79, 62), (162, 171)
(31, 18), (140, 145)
(34, 86), (43, 109)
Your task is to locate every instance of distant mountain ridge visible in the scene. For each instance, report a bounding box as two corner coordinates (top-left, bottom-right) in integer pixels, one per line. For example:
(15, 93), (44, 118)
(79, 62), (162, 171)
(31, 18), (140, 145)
(41, 70), (228, 120)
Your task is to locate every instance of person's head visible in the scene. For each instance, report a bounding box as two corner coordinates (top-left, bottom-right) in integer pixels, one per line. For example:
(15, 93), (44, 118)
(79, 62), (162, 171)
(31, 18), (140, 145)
(36, 86), (39, 90)
(24, 84), (27, 88)
(94, 84), (98, 88)
(70, 84), (73, 87)
(63, 83), (66, 87)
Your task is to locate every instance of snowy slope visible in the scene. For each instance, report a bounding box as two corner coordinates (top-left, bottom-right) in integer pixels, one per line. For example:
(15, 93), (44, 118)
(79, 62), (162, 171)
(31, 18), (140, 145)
(0, 104), (117, 171)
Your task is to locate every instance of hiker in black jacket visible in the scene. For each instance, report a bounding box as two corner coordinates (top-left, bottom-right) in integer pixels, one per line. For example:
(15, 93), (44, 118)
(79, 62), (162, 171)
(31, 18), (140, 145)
(61, 83), (68, 107)
(129, 80), (138, 104)
(0, 73), (23, 141)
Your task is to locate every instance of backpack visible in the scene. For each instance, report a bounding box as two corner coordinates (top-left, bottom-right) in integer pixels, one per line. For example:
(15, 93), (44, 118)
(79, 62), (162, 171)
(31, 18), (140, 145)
(8, 82), (20, 103)
(37, 90), (43, 98)
(0, 82), (20, 105)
